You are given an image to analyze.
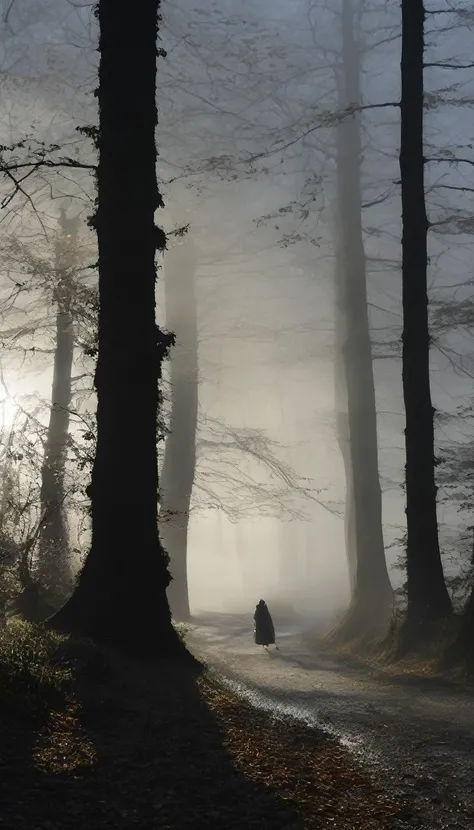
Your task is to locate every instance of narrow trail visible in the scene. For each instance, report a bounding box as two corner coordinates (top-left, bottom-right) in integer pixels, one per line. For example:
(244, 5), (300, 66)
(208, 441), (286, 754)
(188, 611), (474, 829)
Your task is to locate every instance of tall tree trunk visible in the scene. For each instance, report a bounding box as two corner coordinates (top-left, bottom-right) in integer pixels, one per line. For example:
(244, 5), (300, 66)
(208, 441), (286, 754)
(51, 0), (183, 654)
(162, 224), (198, 621)
(448, 578), (474, 666)
(332, 0), (393, 638)
(37, 210), (77, 601)
(334, 315), (357, 595)
(400, 0), (452, 643)
(442, 529), (474, 667)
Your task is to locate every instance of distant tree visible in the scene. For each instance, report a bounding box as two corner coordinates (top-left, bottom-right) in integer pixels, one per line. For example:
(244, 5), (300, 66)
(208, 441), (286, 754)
(36, 210), (79, 602)
(398, 0), (452, 650)
(51, 0), (183, 653)
(245, 0), (396, 636)
(332, 0), (394, 642)
(0, 210), (96, 606)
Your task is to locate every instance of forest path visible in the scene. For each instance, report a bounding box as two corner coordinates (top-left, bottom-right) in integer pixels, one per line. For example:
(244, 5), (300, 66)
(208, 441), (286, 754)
(188, 611), (474, 829)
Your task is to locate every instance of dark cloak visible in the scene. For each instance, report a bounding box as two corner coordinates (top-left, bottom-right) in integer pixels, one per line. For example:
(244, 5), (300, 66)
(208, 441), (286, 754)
(254, 600), (275, 646)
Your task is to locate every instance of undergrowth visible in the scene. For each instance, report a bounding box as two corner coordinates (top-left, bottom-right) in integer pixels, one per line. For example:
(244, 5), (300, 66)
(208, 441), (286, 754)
(0, 620), (71, 719)
(0, 620), (407, 828)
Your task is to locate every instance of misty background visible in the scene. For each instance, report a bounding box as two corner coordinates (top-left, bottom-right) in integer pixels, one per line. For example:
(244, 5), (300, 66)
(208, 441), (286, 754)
(0, 0), (473, 619)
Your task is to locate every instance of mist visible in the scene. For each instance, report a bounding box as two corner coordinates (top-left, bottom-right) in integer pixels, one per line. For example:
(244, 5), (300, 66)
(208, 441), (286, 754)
(0, 0), (473, 637)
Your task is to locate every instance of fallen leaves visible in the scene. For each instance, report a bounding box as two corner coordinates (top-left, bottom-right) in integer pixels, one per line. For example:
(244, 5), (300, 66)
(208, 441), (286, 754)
(2, 629), (406, 829)
(34, 702), (97, 774)
(201, 677), (400, 829)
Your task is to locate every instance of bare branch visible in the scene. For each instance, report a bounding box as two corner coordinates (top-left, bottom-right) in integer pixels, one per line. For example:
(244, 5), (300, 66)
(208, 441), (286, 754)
(434, 184), (474, 194)
(425, 62), (474, 70)
(427, 157), (474, 168)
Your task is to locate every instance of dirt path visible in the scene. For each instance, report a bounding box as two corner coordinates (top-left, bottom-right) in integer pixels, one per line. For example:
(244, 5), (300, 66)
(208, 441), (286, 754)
(188, 612), (474, 829)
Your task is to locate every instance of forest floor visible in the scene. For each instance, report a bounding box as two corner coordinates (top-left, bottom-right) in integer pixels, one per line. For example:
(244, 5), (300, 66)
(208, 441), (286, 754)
(188, 611), (474, 830)
(0, 620), (408, 830)
(325, 637), (474, 691)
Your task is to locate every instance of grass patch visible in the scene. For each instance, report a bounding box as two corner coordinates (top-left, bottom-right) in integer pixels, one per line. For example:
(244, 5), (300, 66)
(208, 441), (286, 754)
(319, 615), (474, 691)
(0, 620), (71, 719)
(1, 620), (405, 828)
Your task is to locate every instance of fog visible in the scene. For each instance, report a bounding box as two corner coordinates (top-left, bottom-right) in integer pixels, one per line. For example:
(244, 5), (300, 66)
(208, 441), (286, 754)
(0, 0), (473, 625)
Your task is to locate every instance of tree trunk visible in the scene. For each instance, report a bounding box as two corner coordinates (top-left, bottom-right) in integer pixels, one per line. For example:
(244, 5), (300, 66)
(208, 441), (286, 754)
(37, 211), (77, 601)
(50, 0), (183, 655)
(335, 346), (357, 595)
(400, 0), (452, 642)
(450, 583), (474, 665)
(332, 0), (393, 639)
(161, 224), (198, 621)
(442, 528), (474, 666)
(452, 567), (474, 663)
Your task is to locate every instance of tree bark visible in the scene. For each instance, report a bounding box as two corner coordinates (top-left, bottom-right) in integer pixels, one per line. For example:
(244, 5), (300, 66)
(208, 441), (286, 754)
(451, 584), (474, 663)
(332, 0), (393, 637)
(335, 312), (357, 596)
(400, 0), (452, 639)
(37, 211), (77, 601)
(50, 0), (183, 655)
(161, 224), (198, 621)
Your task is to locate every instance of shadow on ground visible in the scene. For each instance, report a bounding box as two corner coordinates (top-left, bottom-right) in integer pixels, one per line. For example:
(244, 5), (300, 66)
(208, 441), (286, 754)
(0, 631), (302, 829)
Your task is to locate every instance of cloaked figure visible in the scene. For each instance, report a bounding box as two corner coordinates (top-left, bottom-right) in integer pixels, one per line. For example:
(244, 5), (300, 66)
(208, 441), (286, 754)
(254, 599), (276, 649)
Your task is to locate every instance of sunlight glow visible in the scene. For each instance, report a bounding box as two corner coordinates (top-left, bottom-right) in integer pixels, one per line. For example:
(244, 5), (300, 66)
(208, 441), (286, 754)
(0, 397), (19, 431)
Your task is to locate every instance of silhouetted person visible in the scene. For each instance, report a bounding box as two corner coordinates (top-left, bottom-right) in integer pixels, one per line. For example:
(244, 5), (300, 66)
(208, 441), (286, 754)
(254, 599), (276, 648)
